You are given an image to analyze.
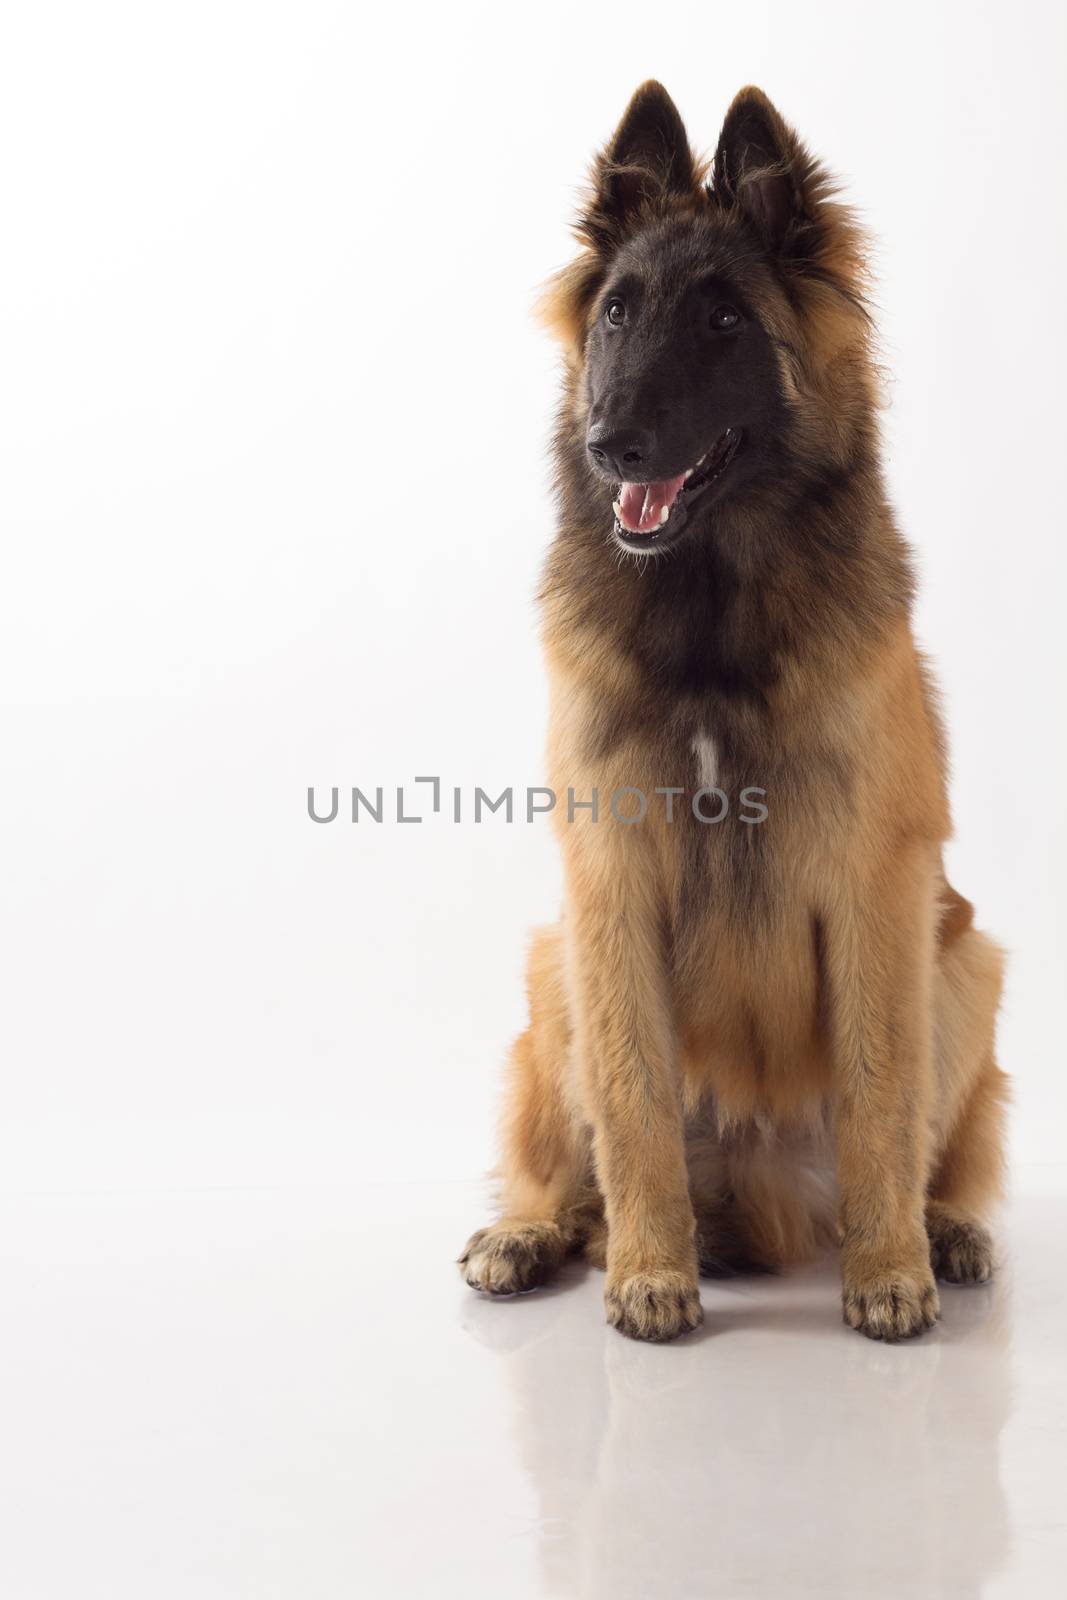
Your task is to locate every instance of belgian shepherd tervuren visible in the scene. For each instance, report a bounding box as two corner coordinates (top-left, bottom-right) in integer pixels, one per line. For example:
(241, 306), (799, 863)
(459, 83), (1008, 1341)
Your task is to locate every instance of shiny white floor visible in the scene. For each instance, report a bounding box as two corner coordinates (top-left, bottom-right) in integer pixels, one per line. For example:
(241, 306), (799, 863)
(0, 1183), (1064, 1598)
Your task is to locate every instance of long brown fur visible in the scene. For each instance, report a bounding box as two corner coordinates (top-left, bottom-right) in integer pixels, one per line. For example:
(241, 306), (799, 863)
(459, 84), (1008, 1342)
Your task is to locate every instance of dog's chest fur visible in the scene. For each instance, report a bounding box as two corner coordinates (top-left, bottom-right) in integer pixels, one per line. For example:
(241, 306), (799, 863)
(690, 727), (720, 791)
(659, 704), (832, 1117)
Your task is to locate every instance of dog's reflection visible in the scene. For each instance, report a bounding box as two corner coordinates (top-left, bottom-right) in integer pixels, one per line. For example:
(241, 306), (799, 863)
(461, 1258), (1011, 1599)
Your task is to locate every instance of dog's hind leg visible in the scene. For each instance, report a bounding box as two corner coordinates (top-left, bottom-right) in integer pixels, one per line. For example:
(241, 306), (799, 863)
(926, 906), (1010, 1286)
(459, 925), (597, 1295)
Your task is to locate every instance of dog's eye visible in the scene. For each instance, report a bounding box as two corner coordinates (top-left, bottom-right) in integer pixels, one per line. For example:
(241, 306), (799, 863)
(710, 305), (740, 331)
(605, 299), (626, 326)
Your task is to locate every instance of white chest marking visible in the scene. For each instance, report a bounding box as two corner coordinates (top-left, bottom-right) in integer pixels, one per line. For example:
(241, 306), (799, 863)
(691, 730), (719, 790)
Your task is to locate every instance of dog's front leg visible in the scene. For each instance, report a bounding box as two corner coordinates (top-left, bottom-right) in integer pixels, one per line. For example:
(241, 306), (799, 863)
(564, 831), (701, 1342)
(826, 843), (940, 1340)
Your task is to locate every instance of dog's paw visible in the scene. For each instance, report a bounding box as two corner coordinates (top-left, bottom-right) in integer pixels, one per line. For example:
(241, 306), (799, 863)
(605, 1270), (703, 1342)
(928, 1213), (994, 1285)
(842, 1265), (940, 1341)
(458, 1221), (566, 1295)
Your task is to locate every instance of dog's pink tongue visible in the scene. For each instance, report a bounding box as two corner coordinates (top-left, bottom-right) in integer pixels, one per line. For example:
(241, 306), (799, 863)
(617, 473), (687, 533)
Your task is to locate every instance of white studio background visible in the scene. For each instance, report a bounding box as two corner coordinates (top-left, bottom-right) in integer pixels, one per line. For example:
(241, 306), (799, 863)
(1, 0), (1064, 1194)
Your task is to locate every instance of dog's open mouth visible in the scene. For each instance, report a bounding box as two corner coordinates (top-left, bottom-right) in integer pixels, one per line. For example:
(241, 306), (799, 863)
(612, 427), (741, 550)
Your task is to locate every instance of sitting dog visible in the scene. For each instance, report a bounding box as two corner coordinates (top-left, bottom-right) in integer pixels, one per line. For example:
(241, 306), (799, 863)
(460, 84), (1007, 1341)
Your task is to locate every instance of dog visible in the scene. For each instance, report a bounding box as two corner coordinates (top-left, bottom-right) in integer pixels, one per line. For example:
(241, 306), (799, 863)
(459, 83), (1008, 1341)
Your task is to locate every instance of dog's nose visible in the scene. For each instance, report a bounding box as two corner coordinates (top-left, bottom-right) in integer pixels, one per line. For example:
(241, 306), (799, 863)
(586, 423), (656, 477)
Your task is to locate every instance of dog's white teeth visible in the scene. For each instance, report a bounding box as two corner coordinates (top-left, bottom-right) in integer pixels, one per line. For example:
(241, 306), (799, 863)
(612, 500), (623, 522)
(684, 468), (693, 480)
(659, 505), (670, 525)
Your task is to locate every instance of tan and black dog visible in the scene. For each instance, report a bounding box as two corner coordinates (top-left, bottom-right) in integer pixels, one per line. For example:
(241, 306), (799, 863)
(460, 83), (1008, 1341)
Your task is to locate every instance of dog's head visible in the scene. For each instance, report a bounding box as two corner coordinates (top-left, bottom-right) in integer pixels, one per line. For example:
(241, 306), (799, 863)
(542, 84), (875, 557)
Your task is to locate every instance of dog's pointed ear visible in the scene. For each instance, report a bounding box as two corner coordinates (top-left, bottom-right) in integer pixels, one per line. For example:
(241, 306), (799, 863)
(713, 87), (807, 247)
(607, 81), (694, 195)
(582, 82), (695, 248)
